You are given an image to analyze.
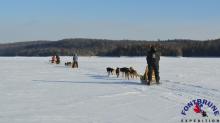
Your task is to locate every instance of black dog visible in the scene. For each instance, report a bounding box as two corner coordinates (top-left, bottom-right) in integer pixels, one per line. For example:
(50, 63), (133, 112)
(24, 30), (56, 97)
(106, 67), (115, 76)
(120, 67), (130, 80)
(65, 62), (72, 66)
(116, 67), (120, 78)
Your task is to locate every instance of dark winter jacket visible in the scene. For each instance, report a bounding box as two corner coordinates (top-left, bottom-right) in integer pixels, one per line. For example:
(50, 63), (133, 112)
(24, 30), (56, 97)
(73, 54), (78, 62)
(147, 48), (160, 66)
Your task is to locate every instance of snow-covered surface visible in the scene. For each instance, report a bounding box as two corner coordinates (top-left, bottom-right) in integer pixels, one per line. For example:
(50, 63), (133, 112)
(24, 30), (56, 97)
(0, 57), (220, 123)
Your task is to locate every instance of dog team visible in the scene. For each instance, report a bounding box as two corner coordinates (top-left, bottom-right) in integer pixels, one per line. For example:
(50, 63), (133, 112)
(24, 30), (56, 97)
(106, 67), (140, 80)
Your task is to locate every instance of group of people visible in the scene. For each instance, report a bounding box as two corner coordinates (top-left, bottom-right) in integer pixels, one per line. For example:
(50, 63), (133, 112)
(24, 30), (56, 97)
(50, 47), (160, 85)
(51, 54), (60, 64)
(51, 53), (79, 68)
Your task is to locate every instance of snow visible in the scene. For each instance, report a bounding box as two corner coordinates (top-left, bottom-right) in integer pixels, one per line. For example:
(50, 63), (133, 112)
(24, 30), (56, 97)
(0, 56), (220, 123)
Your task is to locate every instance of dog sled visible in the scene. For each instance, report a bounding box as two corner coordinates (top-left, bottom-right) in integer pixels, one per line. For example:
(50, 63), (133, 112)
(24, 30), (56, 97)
(140, 65), (156, 85)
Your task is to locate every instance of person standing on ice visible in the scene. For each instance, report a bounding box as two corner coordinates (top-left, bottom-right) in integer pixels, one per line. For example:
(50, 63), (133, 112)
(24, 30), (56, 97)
(72, 53), (78, 68)
(146, 46), (160, 85)
(55, 54), (60, 64)
(51, 55), (56, 63)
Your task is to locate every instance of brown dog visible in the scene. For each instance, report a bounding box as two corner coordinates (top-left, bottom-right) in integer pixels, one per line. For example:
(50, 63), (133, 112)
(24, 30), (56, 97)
(129, 67), (140, 79)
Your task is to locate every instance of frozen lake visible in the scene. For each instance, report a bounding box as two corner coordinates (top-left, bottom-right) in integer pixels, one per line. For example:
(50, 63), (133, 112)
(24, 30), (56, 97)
(0, 57), (220, 123)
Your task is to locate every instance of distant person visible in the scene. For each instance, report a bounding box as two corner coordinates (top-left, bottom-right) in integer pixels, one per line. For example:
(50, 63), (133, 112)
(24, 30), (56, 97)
(55, 54), (60, 64)
(146, 46), (160, 85)
(72, 53), (78, 68)
(51, 55), (56, 63)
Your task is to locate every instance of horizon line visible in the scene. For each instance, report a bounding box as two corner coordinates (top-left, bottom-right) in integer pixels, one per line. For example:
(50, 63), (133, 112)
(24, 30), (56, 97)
(1, 37), (220, 44)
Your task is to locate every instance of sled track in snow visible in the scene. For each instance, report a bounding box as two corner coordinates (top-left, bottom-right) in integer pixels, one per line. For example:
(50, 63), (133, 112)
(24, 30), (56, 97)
(162, 80), (220, 99)
(122, 79), (220, 104)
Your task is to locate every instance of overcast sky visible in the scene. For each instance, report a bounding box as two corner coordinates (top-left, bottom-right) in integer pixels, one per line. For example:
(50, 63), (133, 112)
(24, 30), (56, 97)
(0, 0), (220, 43)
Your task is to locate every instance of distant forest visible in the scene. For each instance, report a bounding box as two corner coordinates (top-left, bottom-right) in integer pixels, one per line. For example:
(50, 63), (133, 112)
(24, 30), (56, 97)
(0, 38), (220, 57)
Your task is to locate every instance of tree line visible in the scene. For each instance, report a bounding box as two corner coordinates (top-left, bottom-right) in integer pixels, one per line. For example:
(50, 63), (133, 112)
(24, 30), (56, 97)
(0, 38), (219, 57)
